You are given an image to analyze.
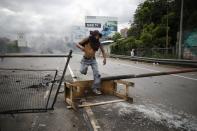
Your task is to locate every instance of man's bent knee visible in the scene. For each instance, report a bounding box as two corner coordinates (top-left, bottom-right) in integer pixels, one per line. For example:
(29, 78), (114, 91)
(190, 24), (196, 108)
(94, 74), (100, 78)
(80, 70), (86, 75)
(80, 68), (87, 75)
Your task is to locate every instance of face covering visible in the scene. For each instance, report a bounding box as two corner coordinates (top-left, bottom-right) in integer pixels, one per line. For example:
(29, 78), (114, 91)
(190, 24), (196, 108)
(88, 35), (100, 51)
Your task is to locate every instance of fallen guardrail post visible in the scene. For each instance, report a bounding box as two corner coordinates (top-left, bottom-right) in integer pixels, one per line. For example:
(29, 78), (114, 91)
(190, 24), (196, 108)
(101, 68), (197, 81)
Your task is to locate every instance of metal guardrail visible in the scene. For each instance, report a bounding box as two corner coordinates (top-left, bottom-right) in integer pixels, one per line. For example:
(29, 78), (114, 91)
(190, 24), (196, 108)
(110, 54), (197, 67)
(0, 54), (69, 58)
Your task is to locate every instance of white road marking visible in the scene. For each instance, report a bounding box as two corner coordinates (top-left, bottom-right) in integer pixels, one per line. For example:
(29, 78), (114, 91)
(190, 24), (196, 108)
(65, 58), (77, 81)
(172, 74), (197, 81)
(65, 58), (80, 92)
(68, 65), (75, 79)
(119, 63), (197, 81)
(44, 90), (50, 99)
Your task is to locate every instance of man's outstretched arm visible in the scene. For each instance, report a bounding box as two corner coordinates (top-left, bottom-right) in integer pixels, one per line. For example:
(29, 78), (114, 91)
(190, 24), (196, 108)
(76, 43), (84, 51)
(100, 45), (106, 65)
(76, 38), (88, 51)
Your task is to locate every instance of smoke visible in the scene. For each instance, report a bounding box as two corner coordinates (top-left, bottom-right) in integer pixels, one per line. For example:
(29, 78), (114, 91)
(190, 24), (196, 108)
(28, 34), (70, 53)
(0, 0), (145, 53)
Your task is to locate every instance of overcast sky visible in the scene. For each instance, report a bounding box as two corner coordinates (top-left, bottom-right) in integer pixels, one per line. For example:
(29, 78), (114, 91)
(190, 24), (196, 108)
(0, 0), (144, 39)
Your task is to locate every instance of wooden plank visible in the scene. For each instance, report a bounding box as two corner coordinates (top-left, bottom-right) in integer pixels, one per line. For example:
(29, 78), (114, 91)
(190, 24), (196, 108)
(84, 102), (100, 131)
(71, 80), (93, 98)
(65, 82), (78, 92)
(126, 85), (129, 97)
(114, 93), (133, 103)
(100, 80), (115, 95)
(114, 92), (128, 100)
(65, 80), (117, 99)
(66, 98), (72, 105)
(114, 80), (134, 87)
(66, 98), (78, 110)
(67, 99), (125, 109)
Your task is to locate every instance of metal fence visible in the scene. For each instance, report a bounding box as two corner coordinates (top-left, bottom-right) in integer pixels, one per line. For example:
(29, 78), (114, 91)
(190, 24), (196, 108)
(135, 48), (176, 58)
(0, 50), (72, 114)
(114, 48), (176, 59)
(0, 69), (57, 113)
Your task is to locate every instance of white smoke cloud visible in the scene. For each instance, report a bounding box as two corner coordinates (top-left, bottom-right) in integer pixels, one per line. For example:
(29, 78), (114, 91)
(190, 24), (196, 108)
(0, 0), (144, 38)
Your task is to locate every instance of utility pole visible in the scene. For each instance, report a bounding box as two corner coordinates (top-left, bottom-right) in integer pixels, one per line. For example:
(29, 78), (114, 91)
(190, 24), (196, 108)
(166, 0), (169, 54)
(178, 0), (184, 59)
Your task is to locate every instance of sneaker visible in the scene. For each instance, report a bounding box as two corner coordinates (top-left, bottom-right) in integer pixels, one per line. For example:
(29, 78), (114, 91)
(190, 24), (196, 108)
(93, 89), (102, 95)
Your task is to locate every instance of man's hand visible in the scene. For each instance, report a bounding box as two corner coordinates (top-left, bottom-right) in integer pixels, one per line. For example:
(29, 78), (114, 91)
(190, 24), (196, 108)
(76, 43), (85, 52)
(103, 58), (106, 65)
(100, 45), (106, 65)
(81, 46), (85, 52)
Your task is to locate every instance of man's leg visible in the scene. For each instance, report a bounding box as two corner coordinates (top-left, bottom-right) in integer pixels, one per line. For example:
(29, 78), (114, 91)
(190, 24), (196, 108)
(80, 58), (88, 75)
(91, 60), (101, 94)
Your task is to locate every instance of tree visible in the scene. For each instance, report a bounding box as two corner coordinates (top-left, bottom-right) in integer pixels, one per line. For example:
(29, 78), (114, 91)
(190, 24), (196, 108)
(113, 0), (197, 57)
(112, 32), (121, 42)
(127, 24), (140, 38)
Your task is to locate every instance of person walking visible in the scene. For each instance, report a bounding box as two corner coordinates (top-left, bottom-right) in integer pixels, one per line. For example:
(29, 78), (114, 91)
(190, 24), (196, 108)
(76, 30), (106, 94)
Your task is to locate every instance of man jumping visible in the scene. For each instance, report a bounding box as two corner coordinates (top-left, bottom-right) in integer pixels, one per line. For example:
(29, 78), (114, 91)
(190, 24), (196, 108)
(76, 30), (106, 95)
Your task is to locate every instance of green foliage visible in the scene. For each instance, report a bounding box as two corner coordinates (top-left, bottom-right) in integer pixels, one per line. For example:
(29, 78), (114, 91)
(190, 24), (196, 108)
(0, 38), (19, 53)
(112, 32), (121, 42)
(127, 24), (140, 38)
(7, 40), (20, 53)
(153, 25), (167, 37)
(131, 0), (179, 47)
(111, 36), (139, 55)
(182, 0), (197, 30)
(111, 0), (197, 58)
(140, 32), (152, 47)
(186, 11), (197, 29)
(152, 37), (167, 48)
(135, 39), (143, 47)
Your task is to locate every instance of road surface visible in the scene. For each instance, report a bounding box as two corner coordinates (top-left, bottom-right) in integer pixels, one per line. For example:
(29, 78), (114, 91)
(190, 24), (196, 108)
(0, 53), (197, 131)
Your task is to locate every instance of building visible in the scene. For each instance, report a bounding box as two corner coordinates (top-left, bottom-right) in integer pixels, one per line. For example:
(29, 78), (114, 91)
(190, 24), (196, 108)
(17, 33), (27, 47)
(120, 28), (128, 38)
(85, 16), (118, 39)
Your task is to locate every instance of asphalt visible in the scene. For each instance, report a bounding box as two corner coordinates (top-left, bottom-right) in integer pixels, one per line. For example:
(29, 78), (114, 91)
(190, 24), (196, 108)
(0, 52), (197, 131)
